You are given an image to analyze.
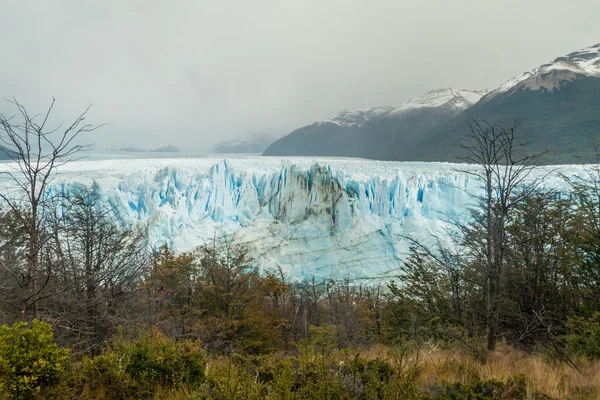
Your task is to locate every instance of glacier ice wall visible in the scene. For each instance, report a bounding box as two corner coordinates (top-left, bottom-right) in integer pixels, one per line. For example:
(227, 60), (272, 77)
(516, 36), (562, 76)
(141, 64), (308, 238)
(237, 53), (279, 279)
(0, 157), (575, 280)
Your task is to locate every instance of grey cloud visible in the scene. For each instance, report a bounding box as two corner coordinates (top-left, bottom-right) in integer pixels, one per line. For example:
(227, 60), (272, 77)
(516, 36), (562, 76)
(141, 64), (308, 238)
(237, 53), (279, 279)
(1, 0), (600, 150)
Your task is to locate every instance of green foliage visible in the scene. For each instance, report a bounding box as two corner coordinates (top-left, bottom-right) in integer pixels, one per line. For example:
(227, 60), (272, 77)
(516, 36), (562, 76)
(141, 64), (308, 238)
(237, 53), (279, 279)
(200, 357), (266, 399)
(77, 330), (206, 399)
(77, 350), (135, 399)
(0, 320), (578, 399)
(0, 209), (28, 322)
(196, 348), (432, 400)
(147, 246), (201, 338)
(564, 313), (600, 360)
(148, 243), (290, 355)
(424, 375), (534, 400)
(299, 324), (337, 351)
(123, 330), (206, 390)
(0, 320), (70, 399)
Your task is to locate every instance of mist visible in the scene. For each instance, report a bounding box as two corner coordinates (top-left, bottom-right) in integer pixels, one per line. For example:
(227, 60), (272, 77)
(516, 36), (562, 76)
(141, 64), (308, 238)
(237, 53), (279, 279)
(1, 0), (599, 150)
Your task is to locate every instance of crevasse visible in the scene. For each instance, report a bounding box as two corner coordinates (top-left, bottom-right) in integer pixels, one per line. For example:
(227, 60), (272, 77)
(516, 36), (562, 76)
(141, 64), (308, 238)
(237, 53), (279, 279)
(0, 157), (576, 280)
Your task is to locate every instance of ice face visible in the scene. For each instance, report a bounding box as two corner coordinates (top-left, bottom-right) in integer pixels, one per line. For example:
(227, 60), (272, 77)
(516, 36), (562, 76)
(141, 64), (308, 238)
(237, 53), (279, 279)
(0, 157), (580, 280)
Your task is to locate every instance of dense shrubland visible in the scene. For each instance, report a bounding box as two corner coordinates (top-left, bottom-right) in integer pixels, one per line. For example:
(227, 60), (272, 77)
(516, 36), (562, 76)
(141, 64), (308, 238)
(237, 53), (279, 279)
(2, 102), (600, 398)
(1, 321), (600, 399)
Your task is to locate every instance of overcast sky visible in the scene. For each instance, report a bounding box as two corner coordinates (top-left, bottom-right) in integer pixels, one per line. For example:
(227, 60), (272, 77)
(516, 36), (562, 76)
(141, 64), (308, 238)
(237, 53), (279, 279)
(1, 0), (600, 150)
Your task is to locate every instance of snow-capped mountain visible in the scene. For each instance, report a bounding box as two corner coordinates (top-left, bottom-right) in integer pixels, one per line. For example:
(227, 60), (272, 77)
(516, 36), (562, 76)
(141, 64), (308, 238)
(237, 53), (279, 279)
(266, 42), (600, 164)
(487, 43), (600, 98)
(263, 88), (486, 159)
(327, 106), (395, 128)
(404, 43), (600, 164)
(0, 157), (575, 280)
(325, 88), (487, 128)
(392, 88), (489, 113)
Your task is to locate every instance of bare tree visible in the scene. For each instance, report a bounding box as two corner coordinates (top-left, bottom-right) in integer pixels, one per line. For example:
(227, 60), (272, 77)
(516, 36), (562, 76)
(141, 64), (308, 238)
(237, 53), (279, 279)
(0, 97), (100, 321)
(50, 186), (149, 353)
(458, 119), (546, 351)
(0, 209), (28, 322)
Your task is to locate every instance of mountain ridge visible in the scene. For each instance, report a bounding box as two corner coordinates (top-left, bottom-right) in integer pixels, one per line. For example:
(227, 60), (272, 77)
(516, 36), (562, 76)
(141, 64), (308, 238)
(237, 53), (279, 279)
(403, 43), (600, 164)
(263, 88), (487, 159)
(0, 146), (18, 161)
(265, 42), (600, 164)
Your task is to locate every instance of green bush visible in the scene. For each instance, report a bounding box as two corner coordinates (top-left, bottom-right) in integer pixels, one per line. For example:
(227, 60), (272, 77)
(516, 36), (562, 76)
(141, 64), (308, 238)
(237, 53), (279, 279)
(77, 350), (135, 399)
(0, 320), (70, 399)
(77, 330), (206, 399)
(431, 375), (539, 400)
(199, 349), (426, 400)
(201, 357), (264, 399)
(122, 330), (206, 391)
(564, 313), (600, 360)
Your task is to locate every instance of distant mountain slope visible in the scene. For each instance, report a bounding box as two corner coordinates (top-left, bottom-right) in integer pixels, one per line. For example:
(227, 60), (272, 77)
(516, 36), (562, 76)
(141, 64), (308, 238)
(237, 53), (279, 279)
(151, 146), (180, 153)
(401, 43), (600, 164)
(263, 88), (488, 159)
(215, 133), (276, 153)
(0, 146), (18, 161)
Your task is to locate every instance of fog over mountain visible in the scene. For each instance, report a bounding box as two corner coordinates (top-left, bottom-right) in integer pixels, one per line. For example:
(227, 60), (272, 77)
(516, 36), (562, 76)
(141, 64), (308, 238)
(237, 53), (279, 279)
(1, 0), (600, 151)
(266, 43), (600, 164)
(263, 88), (488, 158)
(215, 133), (277, 154)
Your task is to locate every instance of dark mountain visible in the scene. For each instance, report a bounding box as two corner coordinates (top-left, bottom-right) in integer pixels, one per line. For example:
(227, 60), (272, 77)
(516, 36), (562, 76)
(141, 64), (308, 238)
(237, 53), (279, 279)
(265, 43), (600, 164)
(263, 89), (488, 159)
(397, 43), (600, 164)
(0, 146), (18, 161)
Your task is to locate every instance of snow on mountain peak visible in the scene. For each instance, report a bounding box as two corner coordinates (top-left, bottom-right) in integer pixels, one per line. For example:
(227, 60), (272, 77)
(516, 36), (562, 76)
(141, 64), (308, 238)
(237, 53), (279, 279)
(391, 88), (489, 113)
(487, 43), (600, 97)
(324, 88), (487, 128)
(328, 106), (395, 128)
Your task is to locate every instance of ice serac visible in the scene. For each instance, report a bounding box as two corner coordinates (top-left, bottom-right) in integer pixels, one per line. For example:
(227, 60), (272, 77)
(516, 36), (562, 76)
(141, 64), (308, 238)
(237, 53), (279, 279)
(0, 158), (573, 280)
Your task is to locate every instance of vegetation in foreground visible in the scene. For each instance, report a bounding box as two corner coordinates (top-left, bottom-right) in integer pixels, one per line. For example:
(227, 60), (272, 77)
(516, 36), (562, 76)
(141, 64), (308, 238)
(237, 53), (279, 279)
(2, 101), (600, 399)
(2, 321), (600, 399)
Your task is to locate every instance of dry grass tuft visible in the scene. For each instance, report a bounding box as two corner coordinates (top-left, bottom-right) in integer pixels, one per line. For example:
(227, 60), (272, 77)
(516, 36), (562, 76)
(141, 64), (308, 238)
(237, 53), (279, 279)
(362, 343), (600, 399)
(361, 345), (600, 400)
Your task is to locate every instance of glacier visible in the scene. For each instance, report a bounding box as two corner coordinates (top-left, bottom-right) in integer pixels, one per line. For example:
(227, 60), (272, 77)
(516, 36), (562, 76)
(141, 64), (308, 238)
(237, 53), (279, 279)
(0, 157), (581, 280)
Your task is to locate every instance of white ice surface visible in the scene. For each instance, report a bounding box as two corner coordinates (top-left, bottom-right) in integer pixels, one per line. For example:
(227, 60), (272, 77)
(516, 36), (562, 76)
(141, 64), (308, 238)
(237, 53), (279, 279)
(0, 157), (583, 281)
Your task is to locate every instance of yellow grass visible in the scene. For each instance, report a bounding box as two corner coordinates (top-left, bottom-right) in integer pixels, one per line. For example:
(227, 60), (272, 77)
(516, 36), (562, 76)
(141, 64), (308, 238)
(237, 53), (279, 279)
(361, 343), (600, 399)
